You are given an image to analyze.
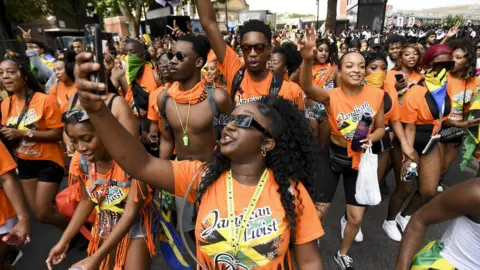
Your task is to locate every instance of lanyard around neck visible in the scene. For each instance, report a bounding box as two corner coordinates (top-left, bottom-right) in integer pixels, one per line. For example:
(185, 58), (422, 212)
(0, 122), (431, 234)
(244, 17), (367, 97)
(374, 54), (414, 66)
(90, 162), (114, 204)
(226, 169), (268, 257)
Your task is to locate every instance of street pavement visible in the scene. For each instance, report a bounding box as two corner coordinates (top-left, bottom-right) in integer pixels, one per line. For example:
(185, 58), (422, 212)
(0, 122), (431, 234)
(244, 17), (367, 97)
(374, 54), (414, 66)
(15, 157), (477, 270)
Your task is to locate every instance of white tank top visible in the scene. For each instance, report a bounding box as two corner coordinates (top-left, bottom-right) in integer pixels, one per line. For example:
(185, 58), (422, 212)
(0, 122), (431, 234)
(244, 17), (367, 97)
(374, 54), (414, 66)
(440, 216), (480, 270)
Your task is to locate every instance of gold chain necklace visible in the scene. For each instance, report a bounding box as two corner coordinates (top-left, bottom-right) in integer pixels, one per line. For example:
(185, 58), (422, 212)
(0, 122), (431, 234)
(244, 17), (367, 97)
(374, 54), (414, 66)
(172, 86), (194, 146)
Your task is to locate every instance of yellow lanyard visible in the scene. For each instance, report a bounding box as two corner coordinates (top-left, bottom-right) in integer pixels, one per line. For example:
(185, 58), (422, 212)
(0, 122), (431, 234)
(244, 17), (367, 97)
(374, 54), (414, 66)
(226, 169), (268, 259)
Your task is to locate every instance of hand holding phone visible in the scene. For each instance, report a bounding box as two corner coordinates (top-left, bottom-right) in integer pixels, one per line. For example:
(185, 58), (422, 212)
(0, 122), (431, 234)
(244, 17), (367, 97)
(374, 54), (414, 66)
(85, 24), (106, 95)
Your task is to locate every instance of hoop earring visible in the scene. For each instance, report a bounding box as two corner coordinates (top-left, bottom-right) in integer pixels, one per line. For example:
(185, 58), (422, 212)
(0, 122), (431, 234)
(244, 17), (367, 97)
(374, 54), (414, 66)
(261, 148), (266, 157)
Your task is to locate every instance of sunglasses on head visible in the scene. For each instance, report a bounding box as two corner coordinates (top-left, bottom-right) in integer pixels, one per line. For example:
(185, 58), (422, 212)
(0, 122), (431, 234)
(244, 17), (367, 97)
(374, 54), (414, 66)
(219, 114), (271, 137)
(240, 43), (268, 54)
(167, 51), (185, 61)
(62, 110), (89, 124)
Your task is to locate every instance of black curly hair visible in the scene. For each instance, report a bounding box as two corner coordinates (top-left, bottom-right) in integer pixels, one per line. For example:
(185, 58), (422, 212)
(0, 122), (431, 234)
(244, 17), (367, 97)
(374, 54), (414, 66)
(239, 20), (272, 45)
(316, 38), (339, 64)
(448, 38), (477, 81)
(2, 52), (45, 120)
(272, 42), (303, 76)
(194, 96), (321, 246)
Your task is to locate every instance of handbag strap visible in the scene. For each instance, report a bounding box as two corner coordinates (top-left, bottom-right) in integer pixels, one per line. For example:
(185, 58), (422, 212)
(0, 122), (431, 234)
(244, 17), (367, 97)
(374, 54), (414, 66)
(462, 81), (467, 121)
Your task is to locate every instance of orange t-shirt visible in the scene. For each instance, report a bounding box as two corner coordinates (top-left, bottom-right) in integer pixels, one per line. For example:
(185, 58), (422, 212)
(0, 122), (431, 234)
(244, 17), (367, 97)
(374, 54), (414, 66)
(1, 93), (65, 167)
(400, 85), (441, 136)
(171, 160), (324, 269)
(0, 141), (17, 226)
(49, 82), (77, 113)
(446, 75), (477, 121)
(327, 85), (384, 169)
(312, 63), (336, 88)
(383, 84), (401, 125)
(219, 45), (304, 109)
(125, 64), (158, 117)
(384, 70), (423, 105)
(147, 84), (170, 126)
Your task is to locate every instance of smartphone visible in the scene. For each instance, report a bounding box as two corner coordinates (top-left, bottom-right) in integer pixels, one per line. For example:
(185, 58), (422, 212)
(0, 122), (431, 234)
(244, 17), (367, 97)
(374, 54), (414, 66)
(85, 24), (106, 95)
(395, 74), (404, 81)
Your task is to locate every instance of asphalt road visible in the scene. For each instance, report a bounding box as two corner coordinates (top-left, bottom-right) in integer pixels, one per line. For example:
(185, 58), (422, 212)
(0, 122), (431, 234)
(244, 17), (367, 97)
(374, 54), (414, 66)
(15, 157), (478, 270)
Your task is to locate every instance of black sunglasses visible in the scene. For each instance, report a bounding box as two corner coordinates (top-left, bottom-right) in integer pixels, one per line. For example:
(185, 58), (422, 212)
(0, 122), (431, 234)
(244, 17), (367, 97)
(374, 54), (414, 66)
(62, 110), (89, 124)
(241, 43), (268, 54)
(167, 51), (185, 61)
(219, 114), (271, 137)
(430, 61), (455, 72)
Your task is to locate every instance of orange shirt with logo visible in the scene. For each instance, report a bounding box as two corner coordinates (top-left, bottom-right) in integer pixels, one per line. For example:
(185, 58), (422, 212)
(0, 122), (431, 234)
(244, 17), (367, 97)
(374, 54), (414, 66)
(0, 141), (18, 226)
(446, 75), (477, 121)
(49, 82), (77, 113)
(400, 85), (441, 136)
(171, 160), (324, 270)
(312, 63), (336, 88)
(219, 46), (304, 109)
(1, 93), (65, 167)
(327, 85), (384, 169)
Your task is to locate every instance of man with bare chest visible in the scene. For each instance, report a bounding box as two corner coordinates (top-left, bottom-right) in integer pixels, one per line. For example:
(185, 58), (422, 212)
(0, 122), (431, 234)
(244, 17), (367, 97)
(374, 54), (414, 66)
(157, 34), (231, 233)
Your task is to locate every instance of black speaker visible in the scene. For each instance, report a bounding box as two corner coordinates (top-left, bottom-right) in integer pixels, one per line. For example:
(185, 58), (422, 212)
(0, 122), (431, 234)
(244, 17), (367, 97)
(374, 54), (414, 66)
(348, 0), (387, 33)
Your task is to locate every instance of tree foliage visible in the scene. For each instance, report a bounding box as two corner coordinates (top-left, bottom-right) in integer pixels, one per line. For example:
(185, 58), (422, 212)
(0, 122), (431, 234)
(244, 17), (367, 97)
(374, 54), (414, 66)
(444, 15), (465, 27)
(5, 0), (53, 24)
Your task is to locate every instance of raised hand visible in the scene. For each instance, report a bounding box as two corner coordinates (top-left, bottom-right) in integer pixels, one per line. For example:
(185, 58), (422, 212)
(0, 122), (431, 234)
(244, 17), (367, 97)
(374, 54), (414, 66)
(446, 22), (460, 38)
(74, 52), (108, 112)
(17, 26), (32, 42)
(298, 23), (317, 61)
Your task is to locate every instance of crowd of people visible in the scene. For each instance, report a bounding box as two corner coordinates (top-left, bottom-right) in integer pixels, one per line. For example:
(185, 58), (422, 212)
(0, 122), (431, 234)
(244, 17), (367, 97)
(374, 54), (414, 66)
(1, 0), (480, 269)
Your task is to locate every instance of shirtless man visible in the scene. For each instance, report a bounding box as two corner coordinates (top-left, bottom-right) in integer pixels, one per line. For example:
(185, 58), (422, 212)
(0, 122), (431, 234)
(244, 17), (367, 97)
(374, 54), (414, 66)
(157, 34), (231, 237)
(158, 34), (231, 162)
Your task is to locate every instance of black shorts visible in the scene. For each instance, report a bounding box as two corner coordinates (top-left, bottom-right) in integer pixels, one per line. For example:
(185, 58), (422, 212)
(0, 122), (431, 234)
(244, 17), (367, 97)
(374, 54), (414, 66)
(414, 124), (435, 155)
(17, 158), (64, 183)
(314, 142), (365, 207)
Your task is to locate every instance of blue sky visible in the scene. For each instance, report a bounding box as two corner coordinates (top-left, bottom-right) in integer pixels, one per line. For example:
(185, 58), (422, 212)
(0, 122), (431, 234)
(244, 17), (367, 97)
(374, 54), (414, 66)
(245, 0), (479, 15)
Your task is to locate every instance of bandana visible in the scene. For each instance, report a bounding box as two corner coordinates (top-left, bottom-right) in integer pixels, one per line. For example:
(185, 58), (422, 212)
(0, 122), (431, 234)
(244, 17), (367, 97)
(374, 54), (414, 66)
(167, 80), (207, 104)
(365, 71), (386, 89)
(424, 68), (448, 113)
(125, 55), (147, 85)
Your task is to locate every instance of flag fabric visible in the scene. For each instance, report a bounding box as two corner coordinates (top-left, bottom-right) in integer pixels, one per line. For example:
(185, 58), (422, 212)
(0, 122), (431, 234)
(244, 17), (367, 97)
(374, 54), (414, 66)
(461, 92), (480, 170)
(425, 68), (448, 112)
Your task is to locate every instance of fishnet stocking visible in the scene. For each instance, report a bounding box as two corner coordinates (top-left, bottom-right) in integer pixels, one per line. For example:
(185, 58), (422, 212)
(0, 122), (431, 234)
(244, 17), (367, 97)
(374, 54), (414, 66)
(402, 145), (441, 216)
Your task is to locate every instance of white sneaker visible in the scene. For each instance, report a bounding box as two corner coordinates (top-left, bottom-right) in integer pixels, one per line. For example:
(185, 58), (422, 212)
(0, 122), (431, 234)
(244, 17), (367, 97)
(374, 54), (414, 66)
(437, 185), (444, 193)
(395, 213), (411, 232)
(382, 220), (402, 241)
(341, 215), (364, 242)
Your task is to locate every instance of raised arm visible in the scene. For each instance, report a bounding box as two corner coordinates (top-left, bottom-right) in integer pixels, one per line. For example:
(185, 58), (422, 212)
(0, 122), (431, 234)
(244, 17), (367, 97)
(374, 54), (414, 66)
(299, 24), (330, 104)
(395, 179), (480, 270)
(74, 53), (175, 193)
(197, 0), (227, 64)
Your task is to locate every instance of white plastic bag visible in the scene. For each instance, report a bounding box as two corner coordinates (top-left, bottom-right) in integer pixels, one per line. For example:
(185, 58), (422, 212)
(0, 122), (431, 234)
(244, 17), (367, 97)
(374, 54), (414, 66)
(355, 148), (381, 206)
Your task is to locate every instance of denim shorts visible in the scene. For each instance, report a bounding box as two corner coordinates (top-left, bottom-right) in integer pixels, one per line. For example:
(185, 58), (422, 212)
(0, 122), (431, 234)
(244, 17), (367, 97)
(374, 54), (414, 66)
(130, 206), (158, 239)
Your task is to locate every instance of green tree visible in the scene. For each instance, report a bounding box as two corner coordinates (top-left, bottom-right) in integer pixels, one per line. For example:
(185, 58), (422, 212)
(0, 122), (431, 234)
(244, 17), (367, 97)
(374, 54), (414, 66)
(325, 0), (337, 33)
(444, 14), (465, 27)
(88, 0), (154, 38)
(5, 0), (53, 25)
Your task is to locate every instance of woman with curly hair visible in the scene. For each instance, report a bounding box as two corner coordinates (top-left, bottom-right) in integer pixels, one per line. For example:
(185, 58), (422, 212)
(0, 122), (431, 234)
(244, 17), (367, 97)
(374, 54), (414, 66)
(269, 42), (303, 84)
(71, 52), (326, 269)
(439, 39), (479, 183)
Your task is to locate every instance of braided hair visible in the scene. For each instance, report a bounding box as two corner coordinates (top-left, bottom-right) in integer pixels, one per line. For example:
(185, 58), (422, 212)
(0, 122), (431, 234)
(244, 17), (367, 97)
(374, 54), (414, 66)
(2, 52), (45, 123)
(195, 96), (321, 245)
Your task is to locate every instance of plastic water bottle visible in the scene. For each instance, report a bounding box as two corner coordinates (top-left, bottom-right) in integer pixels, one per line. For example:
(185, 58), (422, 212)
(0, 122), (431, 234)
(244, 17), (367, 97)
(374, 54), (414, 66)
(351, 111), (373, 152)
(402, 163), (418, 182)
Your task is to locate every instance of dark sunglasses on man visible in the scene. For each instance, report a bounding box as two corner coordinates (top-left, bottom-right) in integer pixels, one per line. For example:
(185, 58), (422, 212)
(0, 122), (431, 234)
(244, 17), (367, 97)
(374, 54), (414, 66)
(240, 43), (268, 54)
(61, 110), (90, 123)
(218, 113), (271, 137)
(167, 51), (185, 61)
